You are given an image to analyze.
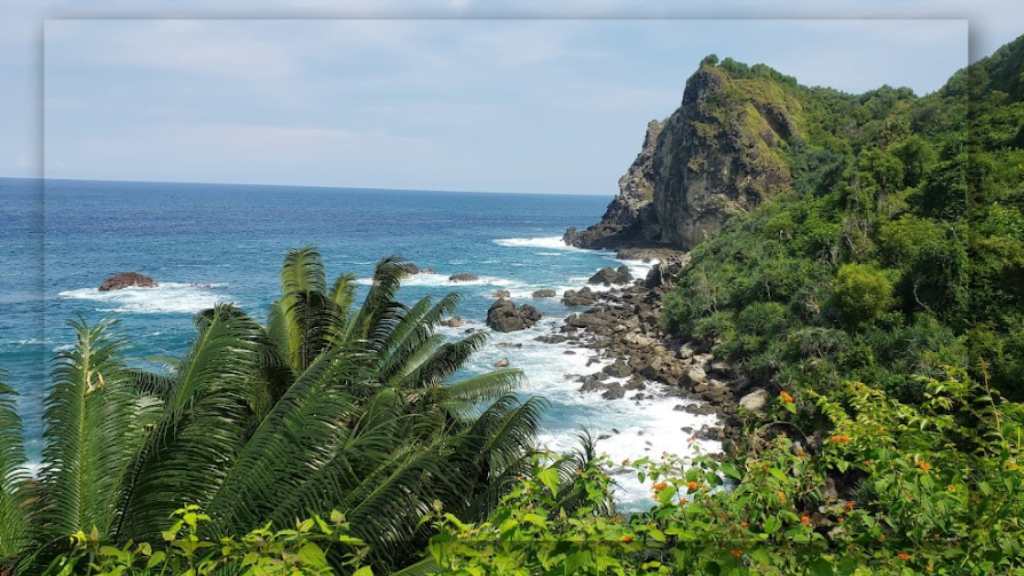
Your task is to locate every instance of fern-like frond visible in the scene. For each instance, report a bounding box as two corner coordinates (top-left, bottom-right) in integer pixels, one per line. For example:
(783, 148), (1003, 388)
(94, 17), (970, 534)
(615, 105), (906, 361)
(0, 372), (32, 562)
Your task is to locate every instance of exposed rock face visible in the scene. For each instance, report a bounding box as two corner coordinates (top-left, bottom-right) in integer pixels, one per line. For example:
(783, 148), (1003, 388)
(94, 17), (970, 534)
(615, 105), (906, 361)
(399, 263), (420, 276)
(588, 266), (633, 286)
(532, 289), (556, 298)
(440, 317), (464, 328)
(99, 272), (158, 291)
(486, 298), (543, 332)
(565, 64), (797, 251)
(449, 273), (479, 282)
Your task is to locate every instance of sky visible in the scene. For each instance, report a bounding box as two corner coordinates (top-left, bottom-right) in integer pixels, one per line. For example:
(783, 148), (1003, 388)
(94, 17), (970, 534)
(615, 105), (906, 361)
(1, 1), (1022, 194)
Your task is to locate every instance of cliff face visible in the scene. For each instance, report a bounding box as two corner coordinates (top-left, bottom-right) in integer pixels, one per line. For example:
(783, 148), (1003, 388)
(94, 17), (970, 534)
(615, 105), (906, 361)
(566, 63), (799, 251)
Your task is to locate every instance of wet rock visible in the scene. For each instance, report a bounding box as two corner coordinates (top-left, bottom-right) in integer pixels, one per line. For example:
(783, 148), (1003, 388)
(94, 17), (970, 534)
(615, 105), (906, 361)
(440, 316), (464, 328)
(563, 350), (576, 355)
(535, 334), (568, 344)
(99, 272), (157, 291)
(496, 342), (523, 348)
(601, 384), (625, 400)
(602, 360), (633, 378)
(399, 263), (420, 276)
(494, 358), (510, 368)
(588, 265), (634, 286)
(532, 289), (556, 298)
(486, 298), (543, 332)
(493, 290), (511, 298)
(449, 273), (479, 282)
(562, 287), (597, 306)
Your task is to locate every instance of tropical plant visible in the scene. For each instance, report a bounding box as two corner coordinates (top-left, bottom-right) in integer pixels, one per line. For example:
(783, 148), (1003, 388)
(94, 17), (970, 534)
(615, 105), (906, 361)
(0, 248), (547, 575)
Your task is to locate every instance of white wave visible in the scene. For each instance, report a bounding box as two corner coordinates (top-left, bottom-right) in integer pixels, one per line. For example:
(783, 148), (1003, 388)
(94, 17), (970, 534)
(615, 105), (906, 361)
(57, 282), (232, 314)
(453, 316), (723, 511)
(534, 252), (563, 257)
(492, 236), (582, 250)
(357, 275), (517, 288)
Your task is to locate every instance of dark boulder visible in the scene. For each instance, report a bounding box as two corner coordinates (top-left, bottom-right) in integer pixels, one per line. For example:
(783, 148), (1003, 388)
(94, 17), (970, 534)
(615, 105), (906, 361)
(399, 263), (420, 276)
(449, 273), (479, 282)
(486, 298), (543, 332)
(588, 265), (634, 286)
(562, 287), (597, 306)
(493, 289), (511, 298)
(99, 272), (158, 291)
(532, 289), (556, 298)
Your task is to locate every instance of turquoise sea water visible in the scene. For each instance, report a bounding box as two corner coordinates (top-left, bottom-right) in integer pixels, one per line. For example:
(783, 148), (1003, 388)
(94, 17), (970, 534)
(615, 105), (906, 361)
(0, 177), (721, 507)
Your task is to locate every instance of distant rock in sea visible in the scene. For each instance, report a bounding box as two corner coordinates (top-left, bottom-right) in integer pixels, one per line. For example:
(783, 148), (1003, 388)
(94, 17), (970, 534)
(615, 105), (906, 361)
(99, 272), (158, 291)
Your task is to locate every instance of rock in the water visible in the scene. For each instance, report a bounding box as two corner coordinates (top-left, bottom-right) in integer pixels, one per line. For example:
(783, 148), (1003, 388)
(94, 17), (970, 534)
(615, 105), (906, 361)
(486, 298), (543, 332)
(588, 266), (634, 286)
(739, 389), (768, 413)
(449, 273), (479, 282)
(399, 263), (420, 276)
(562, 287), (596, 306)
(421, 268), (436, 274)
(493, 290), (511, 298)
(494, 358), (510, 368)
(440, 316), (464, 328)
(602, 360), (633, 378)
(99, 272), (158, 291)
(532, 289), (556, 298)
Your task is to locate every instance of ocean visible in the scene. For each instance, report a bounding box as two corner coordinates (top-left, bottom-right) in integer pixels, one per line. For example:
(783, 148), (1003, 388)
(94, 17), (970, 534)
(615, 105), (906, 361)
(0, 177), (721, 508)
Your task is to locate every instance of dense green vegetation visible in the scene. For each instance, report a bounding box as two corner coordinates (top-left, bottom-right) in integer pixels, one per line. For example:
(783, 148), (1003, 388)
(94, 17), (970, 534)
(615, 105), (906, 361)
(2, 33), (1023, 576)
(664, 35), (1023, 408)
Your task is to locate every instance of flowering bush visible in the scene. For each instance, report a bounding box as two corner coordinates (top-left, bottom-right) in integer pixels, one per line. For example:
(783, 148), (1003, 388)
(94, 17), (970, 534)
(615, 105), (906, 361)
(427, 370), (1024, 575)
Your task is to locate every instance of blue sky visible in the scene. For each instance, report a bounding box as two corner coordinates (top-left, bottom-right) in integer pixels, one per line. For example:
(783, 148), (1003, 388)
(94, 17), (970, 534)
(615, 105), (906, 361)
(2, 1), (1022, 193)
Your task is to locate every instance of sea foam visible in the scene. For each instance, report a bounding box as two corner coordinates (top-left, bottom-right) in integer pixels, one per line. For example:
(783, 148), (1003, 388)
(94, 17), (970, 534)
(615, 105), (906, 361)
(57, 282), (232, 314)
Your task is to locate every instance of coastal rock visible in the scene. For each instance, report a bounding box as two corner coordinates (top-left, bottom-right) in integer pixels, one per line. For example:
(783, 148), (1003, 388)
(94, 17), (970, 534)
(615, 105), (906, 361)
(566, 63), (797, 252)
(588, 266), (634, 286)
(440, 316), (464, 328)
(602, 360), (632, 378)
(493, 290), (511, 298)
(449, 273), (479, 282)
(532, 289), (556, 298)
(399, 263), (420, 276)
(421, 268), (437, 274)
(494, 358), (510, 368)
(99, 272), (158, 291)
(486, 298), (543, 332)
(739, 389), (769, 413)
(562, 287), (596, 307)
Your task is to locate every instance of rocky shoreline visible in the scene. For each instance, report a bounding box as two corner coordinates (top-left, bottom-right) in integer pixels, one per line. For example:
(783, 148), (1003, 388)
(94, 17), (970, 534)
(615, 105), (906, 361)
(543, 254), (767, 454)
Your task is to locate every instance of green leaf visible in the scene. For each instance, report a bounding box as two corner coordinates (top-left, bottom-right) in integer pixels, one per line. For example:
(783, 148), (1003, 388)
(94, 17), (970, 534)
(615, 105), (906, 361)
(719, 462), (742, 480)
(353, 567), (374, 576)
(764, 516), (782, 534)
(538, 467), (560, 498)
(809, 558), (834, 576)
(297, 543), (327, 566)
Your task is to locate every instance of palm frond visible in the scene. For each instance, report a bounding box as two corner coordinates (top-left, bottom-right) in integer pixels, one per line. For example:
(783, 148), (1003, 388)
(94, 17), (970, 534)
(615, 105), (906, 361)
(39, 317), (140, 538)
(0, 372), (32, 562)
(113, 306), (263, 542)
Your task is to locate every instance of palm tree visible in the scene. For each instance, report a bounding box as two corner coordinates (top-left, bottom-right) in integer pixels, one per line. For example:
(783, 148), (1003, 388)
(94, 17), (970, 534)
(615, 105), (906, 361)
(0, 247), (548, 574)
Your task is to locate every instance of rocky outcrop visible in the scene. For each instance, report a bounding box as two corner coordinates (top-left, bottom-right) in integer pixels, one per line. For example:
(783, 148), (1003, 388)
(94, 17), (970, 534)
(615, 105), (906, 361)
(449, 273), (479, 282)
(565, 63), (798, 252)
(532, 289), (556, 298)
(561, 287), (597, 307)
(99, 272), (158, 291)
(486, 298), (543, 332)
(440, 317), (464, 328)
(588, 266), (633, 286)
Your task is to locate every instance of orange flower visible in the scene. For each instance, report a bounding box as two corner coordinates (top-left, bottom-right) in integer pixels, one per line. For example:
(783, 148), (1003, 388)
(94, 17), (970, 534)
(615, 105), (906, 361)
(796, 450), (805, 456)
(517, 475), (525, 481)
(731, 549), (743, 558)
(687, 481), (699, 491)
(845, 501), (854, 511)
(800, 515), (811, 524)
(621, 535), (632, 543)
(740, 521), (748, 528)
(621, 459), (630, 466)
(679, 497), (688, 505)
(897, 552), (910, 561)
(652, 482), (668, 491)
(779, 391), (794, 403)
(575, 468), (583, 475)
(880, 534), (887, 541)
(947, 485), (956, 491)
(863, 460), (873, 466)
(916, 461), (931, 471)
(837, 517), (845, 523)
